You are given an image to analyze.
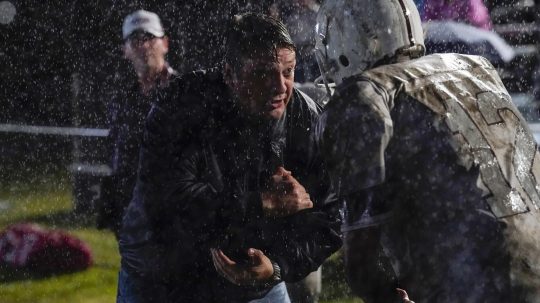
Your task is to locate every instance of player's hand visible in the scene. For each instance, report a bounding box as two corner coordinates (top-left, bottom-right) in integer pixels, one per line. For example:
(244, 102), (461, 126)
(210, 248), (274, 286)
(397, 288), (415, 303)
(261, 166), (313, 217)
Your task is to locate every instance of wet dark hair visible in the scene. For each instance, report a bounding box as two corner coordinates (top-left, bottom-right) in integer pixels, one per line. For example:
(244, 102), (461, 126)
(224, 13), (296, 71)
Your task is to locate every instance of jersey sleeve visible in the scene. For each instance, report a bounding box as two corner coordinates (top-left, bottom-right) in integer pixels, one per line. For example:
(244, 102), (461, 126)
(317, 79), (394, 229)
(320, 79), (393, 196)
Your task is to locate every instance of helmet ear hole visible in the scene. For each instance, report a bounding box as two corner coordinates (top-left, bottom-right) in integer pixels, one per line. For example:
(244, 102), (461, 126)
(322, 37), (328, 45)
(339, 55), (349, 67)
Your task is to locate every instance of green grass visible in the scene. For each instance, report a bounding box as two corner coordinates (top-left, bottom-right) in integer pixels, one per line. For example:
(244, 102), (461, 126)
(0, 174), (120, 303)
(0, 173), (359, 303)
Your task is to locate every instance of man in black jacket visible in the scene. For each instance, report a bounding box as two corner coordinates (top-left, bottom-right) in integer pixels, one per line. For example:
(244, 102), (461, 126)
(117, 13), (341, 303)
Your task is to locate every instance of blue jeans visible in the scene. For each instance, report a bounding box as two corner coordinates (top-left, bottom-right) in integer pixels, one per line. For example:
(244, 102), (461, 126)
(248, 282), (291, 303)
(117, 268), (170, 303)
(118, 268), (290, 303)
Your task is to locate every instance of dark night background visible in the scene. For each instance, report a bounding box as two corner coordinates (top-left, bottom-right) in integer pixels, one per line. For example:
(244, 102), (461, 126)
(0, 1), (278, 182)
(0, 1), (279, 127)
(1, 0), (539, 183)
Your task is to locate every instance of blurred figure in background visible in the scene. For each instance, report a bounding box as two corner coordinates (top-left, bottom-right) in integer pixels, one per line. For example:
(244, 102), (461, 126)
(422, 0), (493, 30)
(96, 9), (177, 238)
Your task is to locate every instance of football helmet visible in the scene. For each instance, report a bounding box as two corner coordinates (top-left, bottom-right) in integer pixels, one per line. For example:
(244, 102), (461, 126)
(315, 0), (425, 87)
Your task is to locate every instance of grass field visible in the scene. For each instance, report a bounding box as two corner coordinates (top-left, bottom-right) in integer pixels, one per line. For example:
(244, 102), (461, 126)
(0, 173), (360, 303)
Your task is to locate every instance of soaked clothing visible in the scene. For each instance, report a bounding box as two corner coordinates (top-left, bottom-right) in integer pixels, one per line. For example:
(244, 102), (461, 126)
(317, 53), (540, 302)
(119, 68), (341, 303)
(117, 268), (290, 303)
(96, 66), (177, 236)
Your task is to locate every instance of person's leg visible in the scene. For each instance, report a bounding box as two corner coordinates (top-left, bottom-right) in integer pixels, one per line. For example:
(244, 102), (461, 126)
(286, 267), (322, 303)
(117, 268), (139, 303)
(116, 268), (169, 303)
(248, 282), (291, 303)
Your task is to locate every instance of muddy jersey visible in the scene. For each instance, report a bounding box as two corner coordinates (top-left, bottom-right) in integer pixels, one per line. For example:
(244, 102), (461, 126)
(318, 53), (540, 302)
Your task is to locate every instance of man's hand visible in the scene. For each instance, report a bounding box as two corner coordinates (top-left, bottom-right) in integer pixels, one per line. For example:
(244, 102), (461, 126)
(210, 248), (274, 286)
(261, 166), (313, 217)
(397, 288), (415, 303)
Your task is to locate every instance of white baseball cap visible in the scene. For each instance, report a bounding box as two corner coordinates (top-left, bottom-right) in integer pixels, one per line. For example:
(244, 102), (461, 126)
(122, 10), (164, 40)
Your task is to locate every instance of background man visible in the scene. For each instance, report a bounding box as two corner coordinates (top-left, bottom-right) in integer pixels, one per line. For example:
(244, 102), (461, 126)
(96, 9), (177, 237)
(314, 0), (540, 302)
(117, 13), (341, 303)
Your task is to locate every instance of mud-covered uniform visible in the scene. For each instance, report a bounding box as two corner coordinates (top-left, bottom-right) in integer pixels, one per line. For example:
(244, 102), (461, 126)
(317, 53), (540, 302)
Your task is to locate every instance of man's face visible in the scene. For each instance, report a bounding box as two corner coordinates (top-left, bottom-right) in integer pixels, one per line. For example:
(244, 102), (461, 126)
(228, 48), (296, 120)
(123, 31), (168, 74)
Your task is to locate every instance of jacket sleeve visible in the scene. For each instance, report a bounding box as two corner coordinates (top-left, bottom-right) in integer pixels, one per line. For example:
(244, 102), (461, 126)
(267, 107), (343, 282)
(270, 202), (342, 282)
(138, 92), (266, 245)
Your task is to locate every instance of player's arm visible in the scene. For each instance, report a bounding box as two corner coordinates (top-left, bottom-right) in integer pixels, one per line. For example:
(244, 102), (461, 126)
(324, 79), (399, 301)
(343, 190), (400, 303)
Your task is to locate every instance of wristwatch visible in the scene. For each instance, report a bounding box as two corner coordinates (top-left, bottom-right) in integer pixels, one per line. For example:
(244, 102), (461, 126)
(270, 260), (282, 282)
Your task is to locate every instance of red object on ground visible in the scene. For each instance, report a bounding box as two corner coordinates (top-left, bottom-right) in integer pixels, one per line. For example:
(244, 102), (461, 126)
(0, 223), (93, 274)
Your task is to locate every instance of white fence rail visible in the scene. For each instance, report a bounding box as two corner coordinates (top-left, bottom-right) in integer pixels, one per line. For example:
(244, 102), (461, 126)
(0, 124), (109, 137)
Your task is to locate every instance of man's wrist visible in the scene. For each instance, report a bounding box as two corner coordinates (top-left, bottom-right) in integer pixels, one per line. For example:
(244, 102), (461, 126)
(270, 260), (282, 282)
(260, 260), (282, 288)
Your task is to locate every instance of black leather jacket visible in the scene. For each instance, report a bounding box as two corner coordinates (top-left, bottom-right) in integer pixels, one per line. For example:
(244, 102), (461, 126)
(119, 68), (341, 302)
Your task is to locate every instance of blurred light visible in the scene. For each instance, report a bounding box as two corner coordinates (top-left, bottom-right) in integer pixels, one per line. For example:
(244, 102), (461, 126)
(0, 1), (16, 25)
